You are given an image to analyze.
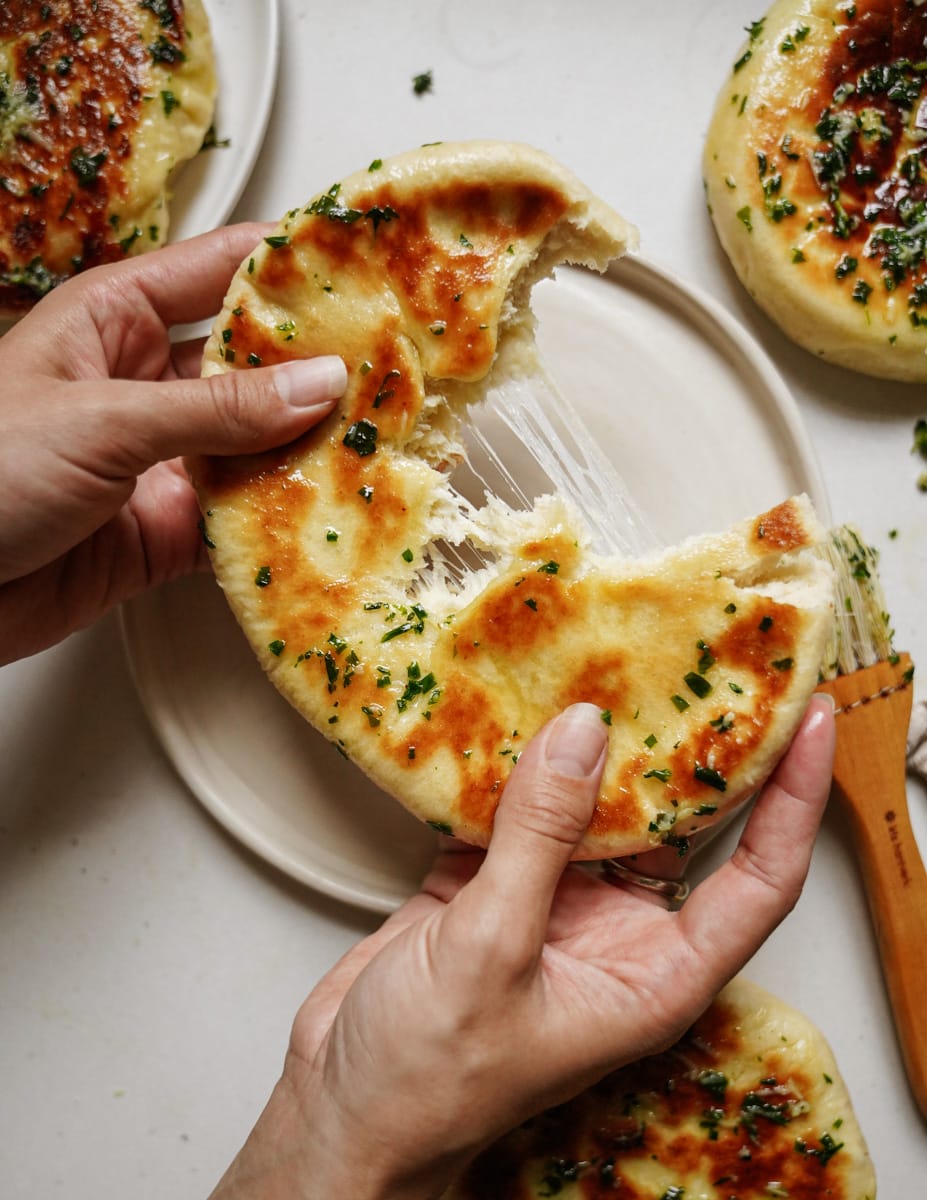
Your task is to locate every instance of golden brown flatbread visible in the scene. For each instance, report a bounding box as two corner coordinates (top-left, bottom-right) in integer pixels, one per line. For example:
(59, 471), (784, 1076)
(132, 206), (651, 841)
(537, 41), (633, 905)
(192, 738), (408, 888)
(0, 0), (216, 315)
(190, 141), (833, 859)
(445, 976), (876, 1199)
(704, 0), (927, 381)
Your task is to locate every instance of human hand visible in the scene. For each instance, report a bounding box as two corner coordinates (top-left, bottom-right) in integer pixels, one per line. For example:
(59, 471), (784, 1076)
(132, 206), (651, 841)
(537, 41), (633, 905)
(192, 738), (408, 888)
(210, 695), (835, 1200)
(0, 225), (347, 665)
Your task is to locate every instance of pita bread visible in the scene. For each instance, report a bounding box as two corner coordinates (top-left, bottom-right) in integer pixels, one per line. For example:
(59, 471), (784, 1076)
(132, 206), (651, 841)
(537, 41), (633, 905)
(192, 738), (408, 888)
(0, 0), (216, 316)
(445, 976), (876, 1199)
(190, 141), (833, 859)
(704, 0), (927, 381)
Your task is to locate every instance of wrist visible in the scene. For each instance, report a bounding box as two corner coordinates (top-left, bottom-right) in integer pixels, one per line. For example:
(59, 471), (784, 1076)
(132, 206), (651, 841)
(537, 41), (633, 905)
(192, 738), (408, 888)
(209, 1069), (460, 1200)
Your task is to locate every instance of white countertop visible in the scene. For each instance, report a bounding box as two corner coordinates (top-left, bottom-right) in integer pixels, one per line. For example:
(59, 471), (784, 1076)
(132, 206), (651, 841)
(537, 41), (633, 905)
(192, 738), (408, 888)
(2, 0), (925, 1193)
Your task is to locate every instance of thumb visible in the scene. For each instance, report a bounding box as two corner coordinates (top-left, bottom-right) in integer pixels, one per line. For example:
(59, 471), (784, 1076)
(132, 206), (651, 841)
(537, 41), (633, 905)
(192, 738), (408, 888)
(471, 703), (607, 948)
(101, 356), (348, 470)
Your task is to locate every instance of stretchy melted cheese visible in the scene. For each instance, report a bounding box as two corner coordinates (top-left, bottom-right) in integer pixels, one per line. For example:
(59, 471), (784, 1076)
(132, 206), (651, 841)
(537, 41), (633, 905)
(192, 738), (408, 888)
(445, 977), (876, 1200)
(705, 0), (927, 381)
(190, 142), (833, 859)
(0, 0), (215, 315)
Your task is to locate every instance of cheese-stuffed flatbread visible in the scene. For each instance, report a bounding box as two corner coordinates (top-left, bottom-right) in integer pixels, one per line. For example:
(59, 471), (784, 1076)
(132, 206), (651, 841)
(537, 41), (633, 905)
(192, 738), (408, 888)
(705, 0), (927, 381)
(190, 142), (833, 859)
(445, 976), (876, 1199)
(0, 0), (216, 315)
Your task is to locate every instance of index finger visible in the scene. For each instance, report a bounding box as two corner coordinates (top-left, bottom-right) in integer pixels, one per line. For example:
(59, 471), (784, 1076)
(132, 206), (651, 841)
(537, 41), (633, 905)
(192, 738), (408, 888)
(679, 695), (835, 977)
(84, 222), (271, 330)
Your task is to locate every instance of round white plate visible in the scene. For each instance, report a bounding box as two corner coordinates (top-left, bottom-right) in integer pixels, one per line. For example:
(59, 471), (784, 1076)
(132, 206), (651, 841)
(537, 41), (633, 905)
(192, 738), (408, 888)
(168, 0), (280, 240)
(121, 256), (830, 914)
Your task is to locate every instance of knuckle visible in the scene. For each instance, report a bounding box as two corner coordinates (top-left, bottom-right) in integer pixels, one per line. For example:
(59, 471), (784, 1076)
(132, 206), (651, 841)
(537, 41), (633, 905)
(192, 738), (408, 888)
(504, 775), (593, 849)
(731, 843), (800, 911)
(206, 369), (268, 445)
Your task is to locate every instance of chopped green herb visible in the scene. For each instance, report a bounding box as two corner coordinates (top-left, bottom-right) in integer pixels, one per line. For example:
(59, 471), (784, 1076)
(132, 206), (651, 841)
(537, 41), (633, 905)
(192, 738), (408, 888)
(698, 1068), (729, 1101)
(643, 767), (672, 782)
(326, 528), (339, 543)
(644, 733), (658, 749)
(358, 485), (374, 503)
(795, 1132), (844, 1166)
(141, 0), (180, 26)
(537, 561), (560, 574)
(264, 234), (290, 249)
(694, 763), (728, 792)
(197, 518), (215, 550)
(149, 34), (185, 65)
(268, 639), (286, 657)
(70, 146), (107, 187)
(247, 352), (262, 367)
(772, 657), (794, 670)
(0, 255), (58, 299)
(600, 709), (612, 725)
(852, 279), (872, 305)
(255, 565), (272, 588)
(402, 548), (414, 563)
(373, 369), (401, 407)
(119, 227), (142, 254)
(343, 418), (378, 457)
(759, 615), (774, 632)
(368, 158), (383, 171)
(736, 205), (753, 231)
(671, 693), (690, 711)
(361, 705), (383, 728)
(696, 639), (716, 672)
(684, 672), (712, 699)
(161, 89), (180, 116)
(835, 254), (857, 279)
(524, 597), (538, 611)
(914, 418), (927, 460)
(412, 69), (433, 95)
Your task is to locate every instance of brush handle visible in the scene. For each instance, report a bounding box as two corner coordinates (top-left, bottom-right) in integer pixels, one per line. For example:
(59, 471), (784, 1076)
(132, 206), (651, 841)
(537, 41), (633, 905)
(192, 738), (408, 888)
(819, 655), (927, 1121)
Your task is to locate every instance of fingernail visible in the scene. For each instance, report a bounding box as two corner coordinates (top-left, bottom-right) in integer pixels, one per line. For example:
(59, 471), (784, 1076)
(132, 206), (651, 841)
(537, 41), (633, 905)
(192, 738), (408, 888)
(274, 356), (347, 408)
(816, 691), (836, 711)
(545, 703), (608, 778)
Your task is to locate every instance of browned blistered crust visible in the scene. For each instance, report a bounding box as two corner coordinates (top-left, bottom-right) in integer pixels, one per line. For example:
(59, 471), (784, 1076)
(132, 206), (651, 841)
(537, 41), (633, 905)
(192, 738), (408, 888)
(191, 143), (830, 858)
(0, 0), (213, 314)
(449, 978), (875, 1199)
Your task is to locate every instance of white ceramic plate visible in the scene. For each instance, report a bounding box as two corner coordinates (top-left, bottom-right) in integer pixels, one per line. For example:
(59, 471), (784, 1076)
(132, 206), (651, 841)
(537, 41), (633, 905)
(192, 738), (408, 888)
(121, 256), (830, 914)
(168, 0), (280, 240)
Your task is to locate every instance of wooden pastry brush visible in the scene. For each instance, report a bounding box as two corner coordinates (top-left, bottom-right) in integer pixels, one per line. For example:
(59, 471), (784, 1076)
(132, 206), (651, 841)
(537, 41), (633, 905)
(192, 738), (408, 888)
(816, 526), (927, 1120)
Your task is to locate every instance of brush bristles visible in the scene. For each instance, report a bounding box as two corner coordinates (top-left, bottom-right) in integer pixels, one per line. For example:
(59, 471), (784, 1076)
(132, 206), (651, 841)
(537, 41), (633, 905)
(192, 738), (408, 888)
(817, 525), (895, 679)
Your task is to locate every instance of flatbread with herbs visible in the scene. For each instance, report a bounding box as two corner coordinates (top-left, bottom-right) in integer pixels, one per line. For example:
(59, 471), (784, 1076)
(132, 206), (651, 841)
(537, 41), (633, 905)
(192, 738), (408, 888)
(705, 0), (927, 381)
(0, 0), (216, 315)
(189, 141), (833, 859)
(445, 976), (876, 1199)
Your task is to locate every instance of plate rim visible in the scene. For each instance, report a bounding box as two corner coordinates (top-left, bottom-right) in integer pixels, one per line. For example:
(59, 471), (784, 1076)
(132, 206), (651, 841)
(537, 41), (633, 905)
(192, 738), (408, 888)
(610, 253), (832, 524)
(170, 0), (281, 239)
(121, 253), (831, 914)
